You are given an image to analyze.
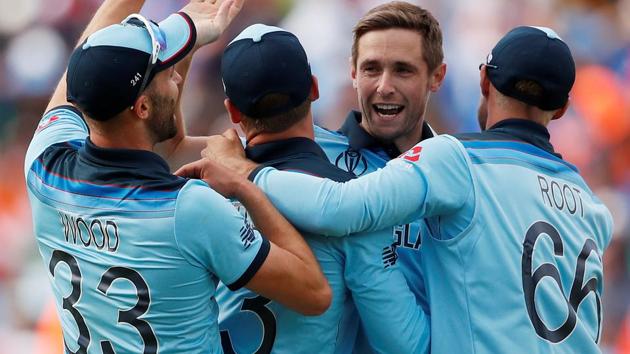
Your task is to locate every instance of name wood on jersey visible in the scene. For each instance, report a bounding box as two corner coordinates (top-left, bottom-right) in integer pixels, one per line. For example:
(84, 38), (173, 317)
(59, 211), (120, 252)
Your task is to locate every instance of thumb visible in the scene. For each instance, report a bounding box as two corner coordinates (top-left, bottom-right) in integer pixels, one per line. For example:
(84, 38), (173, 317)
(174, 159), (206, 178)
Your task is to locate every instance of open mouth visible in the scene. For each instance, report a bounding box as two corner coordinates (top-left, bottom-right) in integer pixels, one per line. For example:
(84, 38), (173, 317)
(373, 104), (404, 118)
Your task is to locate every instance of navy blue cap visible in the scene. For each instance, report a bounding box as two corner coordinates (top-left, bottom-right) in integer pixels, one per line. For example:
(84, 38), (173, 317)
(66, 12), (196, 121)
(221, 24), (312, 119)
(485, 26), (576, 111)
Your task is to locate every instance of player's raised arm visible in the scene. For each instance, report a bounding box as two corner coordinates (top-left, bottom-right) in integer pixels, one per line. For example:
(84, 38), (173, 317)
(45, 0), (147, 113)
(156, 0), (245, 170)
(252, 135), (474, 236)
(28, 0), (146, 177)
(176, 158), (331, 315)
(194, 128), (472, 237)
(185, 132), (456, 236)
(189, 131), (473, 236)
(232, 178), (332, 314)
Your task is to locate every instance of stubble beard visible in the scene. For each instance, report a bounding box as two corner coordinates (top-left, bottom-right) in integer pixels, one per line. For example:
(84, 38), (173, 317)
(148, 91), (177, 143)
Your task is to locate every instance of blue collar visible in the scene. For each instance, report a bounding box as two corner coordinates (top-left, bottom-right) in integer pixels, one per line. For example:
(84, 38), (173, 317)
(486, 119), (560, 158)
(245, 137), (330, 163)
(245, 137), (355, 182)
(338, 110), (434, 158)
(79, 138), (171, 173)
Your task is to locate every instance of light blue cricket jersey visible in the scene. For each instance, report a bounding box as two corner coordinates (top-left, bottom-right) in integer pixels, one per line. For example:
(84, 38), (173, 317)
(25, 106), (270, 354)
(253, 119), (613, 354)
(217, 137), (428, 354)
(314, 110), (434, 312)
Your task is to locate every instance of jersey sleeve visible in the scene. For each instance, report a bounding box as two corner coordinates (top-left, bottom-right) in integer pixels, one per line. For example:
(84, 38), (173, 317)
(342, 231), (430, 353)
(24, 105), (89, 178)
(252, 135), (473, 236)
(174, 180), (270, 290)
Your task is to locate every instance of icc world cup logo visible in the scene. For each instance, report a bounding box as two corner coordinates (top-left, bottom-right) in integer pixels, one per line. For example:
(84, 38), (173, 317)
(335, 149), (368, 176)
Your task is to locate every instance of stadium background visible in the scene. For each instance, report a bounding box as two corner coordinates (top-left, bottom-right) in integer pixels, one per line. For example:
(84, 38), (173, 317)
(0, 0), (628, 352)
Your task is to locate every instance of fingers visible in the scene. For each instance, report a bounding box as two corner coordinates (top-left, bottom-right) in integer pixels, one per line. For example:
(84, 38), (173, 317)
(201, 146), (211, 158)
(227, 0), (244, 22)
(201, 142), (216, 158)
(201, 134), (223, 158)
(213, 0), (234, 32)
(222, 128), (240, 142)
(174, 159), (206, 178)
(205, 134), (225, 148)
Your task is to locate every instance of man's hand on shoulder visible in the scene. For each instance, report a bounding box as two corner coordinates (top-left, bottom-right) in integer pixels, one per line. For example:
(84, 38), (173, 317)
(175, 128), (258, 199)
(202, 129), (258, 177)
(174, 156), (256, 199)
(202, 128), (244, 159)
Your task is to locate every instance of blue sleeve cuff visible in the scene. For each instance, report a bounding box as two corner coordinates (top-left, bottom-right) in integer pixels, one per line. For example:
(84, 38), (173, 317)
(227, 238), (271, 290)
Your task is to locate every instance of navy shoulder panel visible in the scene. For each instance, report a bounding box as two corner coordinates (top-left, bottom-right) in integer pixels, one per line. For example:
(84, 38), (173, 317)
(250, 155), (355, 183)
(271, 156), (355, 182)
(38, 141), (187, 192)
(452, 131), (516, 142)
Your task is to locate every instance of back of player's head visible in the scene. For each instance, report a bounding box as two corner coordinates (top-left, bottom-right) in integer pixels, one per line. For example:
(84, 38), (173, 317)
(66, 13), (196, 121)
(352, 1), (443, 72)
(484, 26), (576, 111)
(221, 24), (313, 132)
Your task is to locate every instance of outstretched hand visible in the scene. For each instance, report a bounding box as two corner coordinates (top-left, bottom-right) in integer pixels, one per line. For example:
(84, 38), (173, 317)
(180, 0), (244, 48)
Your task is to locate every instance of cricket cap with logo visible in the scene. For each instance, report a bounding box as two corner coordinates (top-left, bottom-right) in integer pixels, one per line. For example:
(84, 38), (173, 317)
(221, 24), (312, 119)
(66, 12), (197, 121)
(484, 26), (576, 111)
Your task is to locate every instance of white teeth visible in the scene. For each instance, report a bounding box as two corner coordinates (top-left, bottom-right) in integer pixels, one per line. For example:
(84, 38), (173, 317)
(375, 104), (401, 110)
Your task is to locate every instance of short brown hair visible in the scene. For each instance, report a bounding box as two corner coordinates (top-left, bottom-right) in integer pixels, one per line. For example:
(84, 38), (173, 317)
(243, 94), (311, 133)
(352, 1), (444, 72)
(514, 80), (544, 99)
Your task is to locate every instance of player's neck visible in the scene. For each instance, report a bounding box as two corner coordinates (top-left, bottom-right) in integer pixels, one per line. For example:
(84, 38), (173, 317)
(486, 95), (551, 129)
(246, 114), (315, 146)
(392, 119), (425, 153)
(87, 114), (154, 151)
(485, 109), (551, 130)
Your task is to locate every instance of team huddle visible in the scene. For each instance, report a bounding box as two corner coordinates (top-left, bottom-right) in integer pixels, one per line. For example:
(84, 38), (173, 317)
(24, 0), (613, 353)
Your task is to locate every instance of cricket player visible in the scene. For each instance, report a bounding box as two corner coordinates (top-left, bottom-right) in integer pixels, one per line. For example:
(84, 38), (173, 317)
(24, 1), (331, 353)
(189, 26), (614, 354)
(206, 24), (429, 354)
(188, 3), (446, 352)
(312, 2), (446, 313)
(170, 4), (447, 322)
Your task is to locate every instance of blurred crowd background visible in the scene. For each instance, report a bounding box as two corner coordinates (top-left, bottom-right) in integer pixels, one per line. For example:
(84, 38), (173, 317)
(0, 0), (628, 353)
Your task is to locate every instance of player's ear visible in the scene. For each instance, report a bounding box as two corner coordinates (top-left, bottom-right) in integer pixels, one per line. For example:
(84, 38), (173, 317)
(131, 93), (151, 121)
(224, 99), (242, 124)
(551, 100), (570, 120)
(310, 75), (320, 102)
(350, 57), (358, 89)
(429, 63), (446, 92)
